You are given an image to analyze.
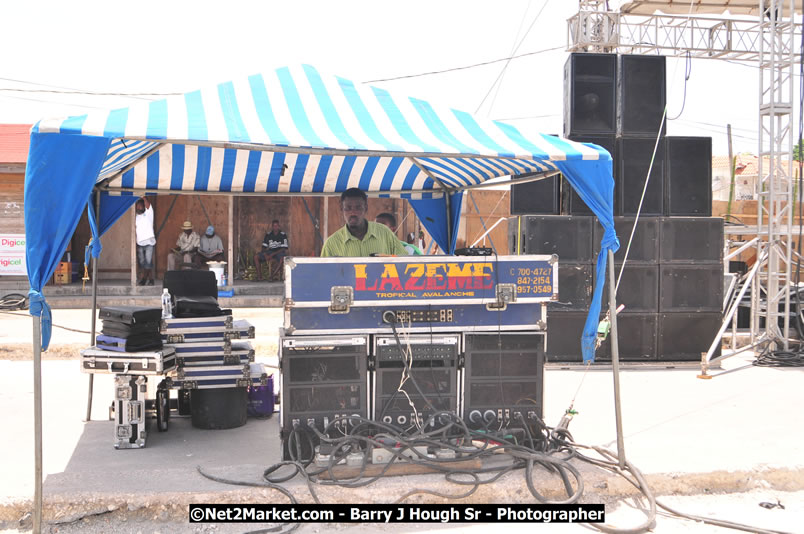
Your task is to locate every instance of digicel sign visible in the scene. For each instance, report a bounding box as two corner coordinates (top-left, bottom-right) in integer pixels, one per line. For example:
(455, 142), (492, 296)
(0, 253), (27, 275)
(0, 234), (26, 253)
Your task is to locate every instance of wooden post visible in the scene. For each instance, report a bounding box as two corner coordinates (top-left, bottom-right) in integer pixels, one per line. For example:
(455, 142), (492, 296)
(323, 197), (329, 248)
(130, 205), (137, 286)
(228, 196), (234, 287)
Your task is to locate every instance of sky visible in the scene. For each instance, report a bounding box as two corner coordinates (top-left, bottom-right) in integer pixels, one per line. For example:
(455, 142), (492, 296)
(0, 0), (781, 156)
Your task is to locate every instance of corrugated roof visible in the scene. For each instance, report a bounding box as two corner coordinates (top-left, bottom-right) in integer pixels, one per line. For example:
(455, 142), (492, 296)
(711, 154), (793, 176)
(0, 124), (32, 164)
(619, 0), (802, 16)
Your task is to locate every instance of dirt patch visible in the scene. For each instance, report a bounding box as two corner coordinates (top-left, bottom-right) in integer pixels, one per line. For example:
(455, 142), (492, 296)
(0, 344), (84, 361)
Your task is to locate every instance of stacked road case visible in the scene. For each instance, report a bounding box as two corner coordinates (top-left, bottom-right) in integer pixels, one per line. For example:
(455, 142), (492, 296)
(80, 306), (175, 449)
(279, 256), (555, 461)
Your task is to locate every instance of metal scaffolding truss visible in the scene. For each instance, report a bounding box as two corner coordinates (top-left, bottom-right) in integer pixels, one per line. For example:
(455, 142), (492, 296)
(568, 1), (802, 369)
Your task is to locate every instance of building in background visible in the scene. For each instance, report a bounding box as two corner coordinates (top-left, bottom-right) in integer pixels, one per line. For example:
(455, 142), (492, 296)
(0, 124), (31, 279)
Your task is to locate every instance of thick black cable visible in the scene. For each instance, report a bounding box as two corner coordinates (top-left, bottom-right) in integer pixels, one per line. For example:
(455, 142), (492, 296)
(196, 465), (301, 534)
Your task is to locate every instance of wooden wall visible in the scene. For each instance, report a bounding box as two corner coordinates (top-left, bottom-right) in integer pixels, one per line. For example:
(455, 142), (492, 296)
(0, 173), (24, 234)
(153, 195), (231, 278)
(457, 190), (511, 253)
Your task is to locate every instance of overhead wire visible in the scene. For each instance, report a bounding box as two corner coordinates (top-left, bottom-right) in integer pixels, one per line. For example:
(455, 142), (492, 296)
(475, 0), (552, 114)
(362, 45), (564, 84)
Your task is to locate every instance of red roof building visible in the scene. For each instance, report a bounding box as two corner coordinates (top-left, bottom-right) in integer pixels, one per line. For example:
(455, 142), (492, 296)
(0, 124), (32, 166)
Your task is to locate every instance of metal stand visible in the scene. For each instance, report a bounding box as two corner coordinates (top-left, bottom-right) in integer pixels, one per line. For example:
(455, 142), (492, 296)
(85, 190), (100, 421)
(607, 250), (626, 468)
(570, 0), (802, 372)
(32, 317), (42, 534)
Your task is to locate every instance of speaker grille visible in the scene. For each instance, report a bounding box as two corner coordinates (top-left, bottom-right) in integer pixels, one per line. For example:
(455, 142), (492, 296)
(523, 215), (595, 262)
(510, 174), (561, 215)
(617, 55), (666, 136)
(666, 137), (712, 216)
(618, 137), (665, 216)
(564, 53), (617, 137)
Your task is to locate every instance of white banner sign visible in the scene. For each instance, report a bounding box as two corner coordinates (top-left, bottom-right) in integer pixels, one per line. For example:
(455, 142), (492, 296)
(0, 254), (26, 276)
(0, 234), (27, 275)
(0, 234), (25, 253)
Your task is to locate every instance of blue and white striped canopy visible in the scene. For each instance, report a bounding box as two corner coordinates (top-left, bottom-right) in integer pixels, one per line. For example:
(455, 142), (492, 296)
(34, 64), (605, 198)
(26, 64), (617, 361)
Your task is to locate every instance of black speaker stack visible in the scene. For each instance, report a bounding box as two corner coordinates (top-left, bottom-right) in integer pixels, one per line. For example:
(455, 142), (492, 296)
(512, 53), (712, 218)
(463, 332), (545, 429)
(507, 53), (723, 362)
(280, 335), (370, 460)
(280, 332), (546, 460)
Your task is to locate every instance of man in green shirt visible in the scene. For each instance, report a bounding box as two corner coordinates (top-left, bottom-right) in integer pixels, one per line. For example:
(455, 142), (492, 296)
(375, 212), (423, 255)
(321, 189), (408, 257)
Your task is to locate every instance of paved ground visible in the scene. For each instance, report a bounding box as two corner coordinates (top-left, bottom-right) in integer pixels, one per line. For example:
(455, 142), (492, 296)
(1, 309), (803, 533)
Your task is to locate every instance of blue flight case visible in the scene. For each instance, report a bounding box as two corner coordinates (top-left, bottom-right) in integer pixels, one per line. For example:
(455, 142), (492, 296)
(168, 362), (269, 390)
(283, 255), (556, 334)
(162, 319), (255, 344)
(172, 341), (254, 367)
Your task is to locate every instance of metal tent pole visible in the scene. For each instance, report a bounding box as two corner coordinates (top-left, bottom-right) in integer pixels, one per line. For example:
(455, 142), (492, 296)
(32, 316), (43, 534)
(85, 190), (100, 421)
(608, 249), (626, 469)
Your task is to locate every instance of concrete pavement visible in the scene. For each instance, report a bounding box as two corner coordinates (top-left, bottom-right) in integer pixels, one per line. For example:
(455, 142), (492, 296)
(1, 309), (803, 532)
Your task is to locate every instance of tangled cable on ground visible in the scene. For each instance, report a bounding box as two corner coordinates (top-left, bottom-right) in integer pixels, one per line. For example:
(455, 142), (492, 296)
(197, 409), (792, 534)
(753, 349), (804, 368)
(0, 293), (28, 310)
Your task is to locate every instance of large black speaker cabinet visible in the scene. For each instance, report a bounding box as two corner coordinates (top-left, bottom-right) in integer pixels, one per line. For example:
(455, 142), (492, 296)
(596, 313), (659, 361)
(660, 217), (724, 263)
(600, 264), (659, 312)
(464, 332), (545, 427)
(658, 312), (722, 361)
(565, 135), (618, 215)
(618, 137), (665, 216)
(617, 55), (666, 136)
(546, 311), (592, 362)
(510, 173), (561, 215)
(280, 335), (369, 461)
(523, 215), (594, 262)
(508, 217), (521, 254)
(665, 137), (712, 216)
(551, 262), (594, 311)
(594, 216), (660, 263)
(660, 264), (724, 312)
(564, 53), (617, 137)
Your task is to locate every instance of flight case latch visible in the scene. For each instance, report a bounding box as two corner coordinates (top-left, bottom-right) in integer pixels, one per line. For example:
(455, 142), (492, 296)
(329, 286), (354, 314)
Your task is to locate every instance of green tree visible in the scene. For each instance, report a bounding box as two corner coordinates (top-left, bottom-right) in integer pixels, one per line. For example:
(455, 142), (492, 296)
(795, 140), (804, 162)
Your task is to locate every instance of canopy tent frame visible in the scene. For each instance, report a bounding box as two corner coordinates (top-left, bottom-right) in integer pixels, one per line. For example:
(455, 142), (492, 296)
(25, 65), (620, 533)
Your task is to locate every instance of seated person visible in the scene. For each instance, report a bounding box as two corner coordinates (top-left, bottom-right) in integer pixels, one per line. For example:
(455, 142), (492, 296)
(254, 219), (289, 281)
(166, 221), (200, 270)
(196, 225), (225, 265)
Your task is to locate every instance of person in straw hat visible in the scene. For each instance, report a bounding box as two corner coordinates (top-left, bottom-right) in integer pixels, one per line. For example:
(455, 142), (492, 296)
(167, 220), (200, 271)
